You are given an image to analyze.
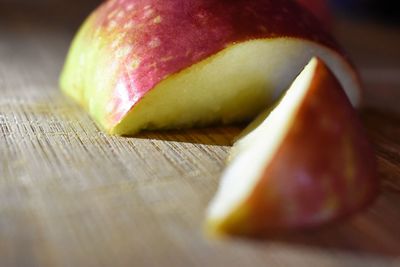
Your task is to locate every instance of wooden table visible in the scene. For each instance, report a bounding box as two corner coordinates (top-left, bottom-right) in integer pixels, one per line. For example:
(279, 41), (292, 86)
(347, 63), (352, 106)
(1, 6), (400, 267)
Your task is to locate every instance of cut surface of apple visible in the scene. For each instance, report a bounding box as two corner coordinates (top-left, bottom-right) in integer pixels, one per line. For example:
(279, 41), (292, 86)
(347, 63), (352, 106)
(206, 58), (377, 236)
(60, 0), (361, 135)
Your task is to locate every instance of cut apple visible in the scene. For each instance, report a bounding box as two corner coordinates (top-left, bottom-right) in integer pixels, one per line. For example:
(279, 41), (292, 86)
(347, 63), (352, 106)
(60, 0), (361, 135)
(206, 58), (378, 236)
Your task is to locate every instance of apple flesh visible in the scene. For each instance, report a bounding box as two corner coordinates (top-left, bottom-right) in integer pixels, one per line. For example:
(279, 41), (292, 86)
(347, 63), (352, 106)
(206, 58), (378, 236)
(60, 0), (361, 135)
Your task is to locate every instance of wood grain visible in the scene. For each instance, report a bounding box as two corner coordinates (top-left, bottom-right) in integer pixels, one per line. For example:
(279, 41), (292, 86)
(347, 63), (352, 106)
(1, 11), (400, 267)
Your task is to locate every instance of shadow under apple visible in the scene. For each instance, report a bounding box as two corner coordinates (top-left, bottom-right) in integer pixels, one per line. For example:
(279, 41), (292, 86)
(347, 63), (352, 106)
(134, 126), (244, 147)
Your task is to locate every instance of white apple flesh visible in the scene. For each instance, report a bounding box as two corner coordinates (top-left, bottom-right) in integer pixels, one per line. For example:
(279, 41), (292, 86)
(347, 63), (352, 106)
(113, 39), (360, 134)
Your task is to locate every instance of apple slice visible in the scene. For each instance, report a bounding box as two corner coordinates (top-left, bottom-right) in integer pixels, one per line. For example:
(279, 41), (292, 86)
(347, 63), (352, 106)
(60, 0), (361, 135)
(206, 58), (378, 236)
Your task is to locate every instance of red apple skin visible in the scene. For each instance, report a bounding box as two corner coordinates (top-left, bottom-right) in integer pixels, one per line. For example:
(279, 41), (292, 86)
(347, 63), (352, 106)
(67, 0), (345, 128)
(295, 0), (331, 27)
(221, 59), (378, 235)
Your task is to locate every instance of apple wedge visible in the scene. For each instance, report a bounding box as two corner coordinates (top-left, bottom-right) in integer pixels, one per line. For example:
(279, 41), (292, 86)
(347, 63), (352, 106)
(206, 58), (378, 236)
(60, 0), (361, 135)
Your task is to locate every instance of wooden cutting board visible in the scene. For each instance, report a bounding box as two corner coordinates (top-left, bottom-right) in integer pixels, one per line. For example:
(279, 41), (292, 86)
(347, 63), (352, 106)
(1, 10), (399, 267)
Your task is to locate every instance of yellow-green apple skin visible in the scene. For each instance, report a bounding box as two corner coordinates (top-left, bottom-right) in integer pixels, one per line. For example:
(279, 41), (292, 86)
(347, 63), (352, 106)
(60, 0), (362, 135)
(206, 58), (378, 236)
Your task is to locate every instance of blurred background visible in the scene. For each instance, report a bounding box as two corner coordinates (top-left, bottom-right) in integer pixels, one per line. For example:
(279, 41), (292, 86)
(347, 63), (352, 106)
(0, 0), (100, 30)
(0, 0), (399, 28)
(0, 0), (399, 30)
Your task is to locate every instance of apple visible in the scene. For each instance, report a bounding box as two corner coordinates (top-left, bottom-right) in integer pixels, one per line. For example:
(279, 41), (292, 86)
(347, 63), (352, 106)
(206, 58), (378, 236)
(295, 0), (331, 27)
(60, 0), (361, 135)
